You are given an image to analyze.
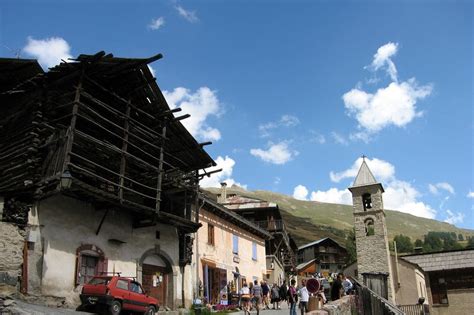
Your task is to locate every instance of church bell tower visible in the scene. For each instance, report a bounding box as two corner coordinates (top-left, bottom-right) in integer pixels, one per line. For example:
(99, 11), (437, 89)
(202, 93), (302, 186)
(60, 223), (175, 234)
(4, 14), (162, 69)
(348, 157), (395, 302)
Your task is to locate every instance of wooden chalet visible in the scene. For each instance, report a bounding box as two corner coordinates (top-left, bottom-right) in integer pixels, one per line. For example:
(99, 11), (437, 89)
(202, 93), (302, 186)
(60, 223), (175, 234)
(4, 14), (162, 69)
(0, 52), (216, 308)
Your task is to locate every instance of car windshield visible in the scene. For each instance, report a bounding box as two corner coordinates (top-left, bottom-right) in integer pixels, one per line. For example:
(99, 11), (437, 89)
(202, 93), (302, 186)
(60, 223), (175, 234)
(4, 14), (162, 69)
(88, 277), (111, 285)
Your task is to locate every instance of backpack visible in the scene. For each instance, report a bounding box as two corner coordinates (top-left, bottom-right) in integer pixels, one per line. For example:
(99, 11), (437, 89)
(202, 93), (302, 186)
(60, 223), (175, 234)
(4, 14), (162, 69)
(287, 288), (298, 303)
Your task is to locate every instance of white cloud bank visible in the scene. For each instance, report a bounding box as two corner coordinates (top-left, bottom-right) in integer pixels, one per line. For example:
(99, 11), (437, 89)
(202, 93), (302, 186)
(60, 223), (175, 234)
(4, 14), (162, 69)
(199, 156), (245, 189)
(444, 210), (465, 225)
(163, 87), (222, 142)
(23, 36), (72, 69)
(148, 17), (165, 30)
(293, 185), (309, 200)
(466, 191), (474, 198)
(250, 141), (298, 165)
(343, 42), (432, 140)
(294, 157), (437, 219)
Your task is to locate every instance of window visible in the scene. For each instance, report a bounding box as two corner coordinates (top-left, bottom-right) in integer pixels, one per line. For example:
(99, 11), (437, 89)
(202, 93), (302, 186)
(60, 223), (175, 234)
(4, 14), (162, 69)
(116, 279), (129, 290)
(252, 242), (257, 261)
(232, 234), (239, 254)
(363, 193), (372, 211)
(430, 274), (448, 305)
(429, 268), (474, 305)
(130, 282), (143, 294)
(75, 244), (107, 285)
(208, 224), (215, 246)
(365, 219), (375, 236)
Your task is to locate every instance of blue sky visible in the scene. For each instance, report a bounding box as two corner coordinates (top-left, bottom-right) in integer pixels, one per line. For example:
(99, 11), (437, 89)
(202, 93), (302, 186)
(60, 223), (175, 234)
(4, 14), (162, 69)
(1, 0), (473, 229)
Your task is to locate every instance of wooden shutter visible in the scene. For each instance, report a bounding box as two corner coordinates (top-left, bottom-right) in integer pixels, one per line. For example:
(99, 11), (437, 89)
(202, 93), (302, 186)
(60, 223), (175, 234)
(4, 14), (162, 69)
(97, 257), (108, 276)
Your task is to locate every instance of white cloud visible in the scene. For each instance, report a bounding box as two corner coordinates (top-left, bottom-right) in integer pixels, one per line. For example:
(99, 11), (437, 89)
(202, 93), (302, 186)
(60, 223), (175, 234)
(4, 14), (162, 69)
(163, 87), (222, 142)
(468, 191), (474, 198)
(199, 156), (246, 188)
(320, 157), (436, 219)
(310, 131), (326, 144)
(331, 132), (348, 145)
(310, 188), (353, 205)
(258, 115), (300, 138)
(293, 185), (309, 200)
(343, 79), (432, 133)
(444, 210), (465, 225)
(368, 42), (399, 82)
(175, 5), (198, 23)
(250, 141), (297, 165)
(274, 177), (281, 185)
(429, 182), (455, 195)
(330, 157), (395, 183)
(23, 36), (72, 69)
(148, 17), (165, 30)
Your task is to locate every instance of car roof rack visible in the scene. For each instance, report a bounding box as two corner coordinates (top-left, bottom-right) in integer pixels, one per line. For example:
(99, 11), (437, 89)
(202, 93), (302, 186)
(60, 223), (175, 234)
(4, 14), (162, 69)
(100, 272), (122, 276)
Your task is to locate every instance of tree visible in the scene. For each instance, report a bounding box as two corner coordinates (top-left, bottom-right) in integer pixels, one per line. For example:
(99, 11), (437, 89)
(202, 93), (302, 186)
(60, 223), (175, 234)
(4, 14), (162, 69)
(458, 234), (464, 241)
(414, 239), (423, 248)
(467, 237), (474, 249)
(345, 228), (357, 264)
(394, 234), (414, 253)
(423, 232), (443, 252)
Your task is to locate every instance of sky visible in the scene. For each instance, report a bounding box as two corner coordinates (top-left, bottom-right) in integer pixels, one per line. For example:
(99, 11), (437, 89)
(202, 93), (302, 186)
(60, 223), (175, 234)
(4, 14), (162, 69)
(1, 0), (473, 229)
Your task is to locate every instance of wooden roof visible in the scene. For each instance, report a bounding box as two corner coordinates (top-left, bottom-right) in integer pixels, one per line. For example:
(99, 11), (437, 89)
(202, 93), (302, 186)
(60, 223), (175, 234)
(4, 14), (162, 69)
(401, 249), (474, 272)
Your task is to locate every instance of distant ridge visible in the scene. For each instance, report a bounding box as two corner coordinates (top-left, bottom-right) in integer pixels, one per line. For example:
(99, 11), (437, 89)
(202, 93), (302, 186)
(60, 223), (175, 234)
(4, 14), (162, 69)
(204, 187), (474, 246)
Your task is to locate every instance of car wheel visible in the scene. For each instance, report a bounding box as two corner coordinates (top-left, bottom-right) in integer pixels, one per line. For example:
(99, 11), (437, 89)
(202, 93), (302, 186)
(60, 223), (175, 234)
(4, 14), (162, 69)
(145, 305), (156, 315)
(108, 300), (122, 315)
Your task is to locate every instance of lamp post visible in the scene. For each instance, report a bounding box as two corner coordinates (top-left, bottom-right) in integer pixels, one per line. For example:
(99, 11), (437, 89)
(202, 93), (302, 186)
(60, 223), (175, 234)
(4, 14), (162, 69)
(60, 170), (73, 189)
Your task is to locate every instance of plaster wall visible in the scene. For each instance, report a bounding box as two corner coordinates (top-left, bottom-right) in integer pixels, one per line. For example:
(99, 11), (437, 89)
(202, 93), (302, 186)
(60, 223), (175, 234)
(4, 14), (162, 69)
(266, 255), (285, 286)
(391, 256), (427, 305)
(29, 194), (186, 308)
(196, 209), (266, 293)
(429, 289), (474, 315)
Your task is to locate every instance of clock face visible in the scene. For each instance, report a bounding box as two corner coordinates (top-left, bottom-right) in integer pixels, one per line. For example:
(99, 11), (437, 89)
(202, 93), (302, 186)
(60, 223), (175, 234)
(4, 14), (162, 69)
(306, 278), (320, 294)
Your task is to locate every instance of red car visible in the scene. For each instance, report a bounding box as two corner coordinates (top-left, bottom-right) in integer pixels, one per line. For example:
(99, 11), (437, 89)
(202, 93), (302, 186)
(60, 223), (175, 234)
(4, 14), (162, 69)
(79, 275), (159, 315)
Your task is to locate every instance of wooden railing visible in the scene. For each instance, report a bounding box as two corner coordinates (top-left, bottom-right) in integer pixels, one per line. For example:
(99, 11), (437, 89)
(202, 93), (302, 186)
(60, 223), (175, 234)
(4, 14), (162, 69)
(351, 277), (405, 315)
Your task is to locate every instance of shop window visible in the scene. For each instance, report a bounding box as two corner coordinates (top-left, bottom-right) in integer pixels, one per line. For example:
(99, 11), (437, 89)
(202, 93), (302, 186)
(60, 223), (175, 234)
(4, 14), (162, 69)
(252, 242), (257, 261)
(363, 193), (372, 211)
(232, 234), (239, 255)
(75, 244), (107, 285)
(208, 224), (215, 246)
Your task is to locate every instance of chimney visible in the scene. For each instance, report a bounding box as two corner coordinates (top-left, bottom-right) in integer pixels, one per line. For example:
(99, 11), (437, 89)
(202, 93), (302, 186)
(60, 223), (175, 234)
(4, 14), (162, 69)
(219, 182), (227, 203)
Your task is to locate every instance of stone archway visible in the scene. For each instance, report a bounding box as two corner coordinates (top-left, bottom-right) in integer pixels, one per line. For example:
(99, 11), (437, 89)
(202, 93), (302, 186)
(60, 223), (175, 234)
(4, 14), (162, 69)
(138, 248), (175, 309)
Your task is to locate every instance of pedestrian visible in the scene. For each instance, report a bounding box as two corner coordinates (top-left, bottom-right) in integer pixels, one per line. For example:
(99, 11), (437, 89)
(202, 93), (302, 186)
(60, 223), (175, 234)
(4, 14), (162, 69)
(271, 283), (280, 309)
(279, 280), (288, 308)
(298, 279), (309, 315)
(240, 281), (251, 315)
(288, 279), (297, 315)
(261, 280), (270, 310)
(342, 275), (353, 295)
(251, 280), (263, 315)
(330, 273), (343, 301)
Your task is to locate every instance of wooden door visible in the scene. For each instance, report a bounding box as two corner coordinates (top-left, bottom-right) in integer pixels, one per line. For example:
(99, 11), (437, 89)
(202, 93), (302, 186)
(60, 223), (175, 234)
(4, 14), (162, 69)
(142, 263), (168, 307)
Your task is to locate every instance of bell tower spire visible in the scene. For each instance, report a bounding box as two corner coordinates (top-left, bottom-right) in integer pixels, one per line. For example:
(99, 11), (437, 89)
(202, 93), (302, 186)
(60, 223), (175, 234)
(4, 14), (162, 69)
(348, 157), (395, 302)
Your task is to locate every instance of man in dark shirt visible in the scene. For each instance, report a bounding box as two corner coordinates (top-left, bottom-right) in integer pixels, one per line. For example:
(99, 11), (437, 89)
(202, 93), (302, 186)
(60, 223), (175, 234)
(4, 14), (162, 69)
(252, 280), (263, 315)
(261, 280), (270, 309)
(330, 273), (343, 301)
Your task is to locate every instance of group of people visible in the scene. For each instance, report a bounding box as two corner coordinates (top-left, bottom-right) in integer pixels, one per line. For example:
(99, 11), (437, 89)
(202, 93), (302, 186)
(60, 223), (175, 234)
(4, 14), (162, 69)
(239, 274), (353, 315)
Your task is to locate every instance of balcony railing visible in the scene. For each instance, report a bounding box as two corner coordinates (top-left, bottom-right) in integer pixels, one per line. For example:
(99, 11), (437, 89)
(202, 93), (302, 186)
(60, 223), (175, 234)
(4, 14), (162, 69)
(254, 219), (286, 232)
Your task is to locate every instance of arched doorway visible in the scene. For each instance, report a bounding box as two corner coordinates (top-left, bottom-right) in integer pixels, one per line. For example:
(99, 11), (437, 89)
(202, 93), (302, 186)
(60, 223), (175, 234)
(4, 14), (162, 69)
(139, 250), (173, 309)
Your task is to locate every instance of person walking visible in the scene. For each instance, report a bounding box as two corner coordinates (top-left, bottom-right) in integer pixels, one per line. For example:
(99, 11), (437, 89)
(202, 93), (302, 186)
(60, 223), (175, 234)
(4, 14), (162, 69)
(261, 281), (270, 310)
(251, 280), (263, 315)
(342, 275), (353, 295)
(298, 279), (309, 315)
(288, 279), (297, 315)
(330, 273), (343, 301)
(279, 280), (288, 308)
(240, 281), (251, 315)
(270, 283), (280, 309)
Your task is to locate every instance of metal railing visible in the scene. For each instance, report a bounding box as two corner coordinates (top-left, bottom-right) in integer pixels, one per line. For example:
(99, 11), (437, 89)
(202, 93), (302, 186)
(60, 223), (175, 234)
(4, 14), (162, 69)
(398, 304), (424, 315)
(351, 277), (405, 315)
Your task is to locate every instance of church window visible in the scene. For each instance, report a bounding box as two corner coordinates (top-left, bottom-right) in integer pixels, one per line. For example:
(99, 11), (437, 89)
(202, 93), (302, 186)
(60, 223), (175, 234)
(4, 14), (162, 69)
(365, 219), (375, 236)
(362, 193), (372, 211)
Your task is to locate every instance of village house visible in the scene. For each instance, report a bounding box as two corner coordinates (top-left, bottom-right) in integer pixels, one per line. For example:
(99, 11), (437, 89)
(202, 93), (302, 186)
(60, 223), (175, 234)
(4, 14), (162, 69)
(401, 248), (474, 315)
(216, 183), (297, 284)
(0, 53), (216, 309)
(297, 237), (348, 276)
(194, 194), (271, 305)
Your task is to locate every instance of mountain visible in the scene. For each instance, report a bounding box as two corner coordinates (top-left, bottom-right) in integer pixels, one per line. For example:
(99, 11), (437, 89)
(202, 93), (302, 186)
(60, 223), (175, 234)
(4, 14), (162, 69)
(204, 187), (474, 246)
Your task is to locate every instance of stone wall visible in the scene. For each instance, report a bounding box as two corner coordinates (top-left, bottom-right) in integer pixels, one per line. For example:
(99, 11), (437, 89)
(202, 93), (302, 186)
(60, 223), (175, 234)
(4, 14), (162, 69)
(0, 222), (25, 288)
(308, 295), (355, 315)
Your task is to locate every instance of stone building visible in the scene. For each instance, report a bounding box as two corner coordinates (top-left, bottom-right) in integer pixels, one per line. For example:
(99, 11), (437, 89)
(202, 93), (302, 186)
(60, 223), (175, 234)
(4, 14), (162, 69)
(348, 159), (396, 302)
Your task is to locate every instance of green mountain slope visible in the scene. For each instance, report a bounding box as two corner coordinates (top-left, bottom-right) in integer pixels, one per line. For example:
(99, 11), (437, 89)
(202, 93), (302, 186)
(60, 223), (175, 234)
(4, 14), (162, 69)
(205, 187), (474, 246)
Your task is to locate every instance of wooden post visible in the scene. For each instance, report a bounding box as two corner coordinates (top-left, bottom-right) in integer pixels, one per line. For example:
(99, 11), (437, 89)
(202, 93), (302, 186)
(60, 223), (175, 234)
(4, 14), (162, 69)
(155, 121), (166, 214)
(119, 103), (131, 201)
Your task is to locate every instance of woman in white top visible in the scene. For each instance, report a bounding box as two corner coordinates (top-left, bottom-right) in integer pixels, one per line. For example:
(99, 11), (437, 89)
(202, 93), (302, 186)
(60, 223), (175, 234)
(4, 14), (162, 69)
(240, 281), (251, 315)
